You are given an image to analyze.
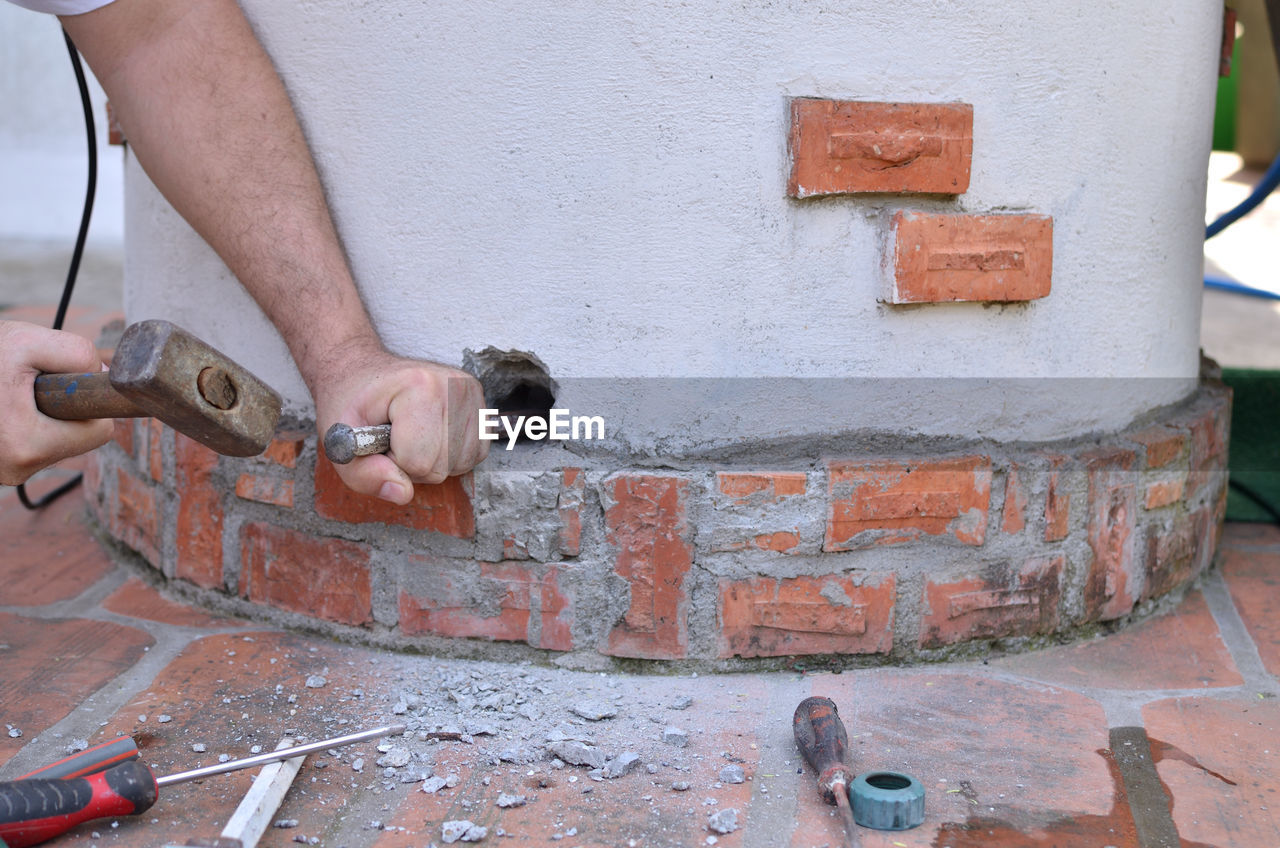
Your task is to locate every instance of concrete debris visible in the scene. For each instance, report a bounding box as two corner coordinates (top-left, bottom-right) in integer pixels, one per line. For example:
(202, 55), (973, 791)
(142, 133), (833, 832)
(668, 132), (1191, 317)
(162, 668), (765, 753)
(305, 675), (326, 689)
(273, 819), (299, 828)
(66, 739), (89, 754)
(421, 776), (449, 793)
(707, 808), (740, 834)
(157, 714), (172, 723)
(672, 781), (691, 792)
(137, 715), (147, 723)
(6, 727), (21, 739)
(375, 747), (411, 768)
(669, 696), (694, 710)
(547, 740), (607, 769)
(719, 764), (746, 784)
(603, 751), (642, 779)
(192, 743), (207, 753)
(495, 792), (527, 808)
(570, 701), (618, 721)
(497, 745), (541, 764)
(351, 757), (364, 772)
(662, 726), (690, 747)
(441, 820), (488, 843)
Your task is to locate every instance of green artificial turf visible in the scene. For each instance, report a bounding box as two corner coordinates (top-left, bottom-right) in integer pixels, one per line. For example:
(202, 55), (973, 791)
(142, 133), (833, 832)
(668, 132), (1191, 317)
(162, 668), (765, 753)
(1222, 367), (1280, 523)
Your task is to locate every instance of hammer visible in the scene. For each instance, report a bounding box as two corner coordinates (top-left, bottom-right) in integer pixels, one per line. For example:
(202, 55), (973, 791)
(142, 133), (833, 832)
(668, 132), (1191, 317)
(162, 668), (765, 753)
(33, 319), (281, 457)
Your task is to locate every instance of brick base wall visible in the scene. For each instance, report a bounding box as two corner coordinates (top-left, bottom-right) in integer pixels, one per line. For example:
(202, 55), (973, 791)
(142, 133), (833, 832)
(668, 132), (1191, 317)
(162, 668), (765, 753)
(84, 377), (1230, 667)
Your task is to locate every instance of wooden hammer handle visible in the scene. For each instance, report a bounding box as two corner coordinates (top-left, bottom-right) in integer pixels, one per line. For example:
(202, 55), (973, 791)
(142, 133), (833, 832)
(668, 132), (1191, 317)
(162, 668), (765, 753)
(34, 372), (147, 420)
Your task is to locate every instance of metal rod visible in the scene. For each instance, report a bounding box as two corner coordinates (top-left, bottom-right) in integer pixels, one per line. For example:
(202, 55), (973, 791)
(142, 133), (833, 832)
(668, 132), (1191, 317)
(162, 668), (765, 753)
(834, 785), (861, 848)
(156, 724), (405, 788)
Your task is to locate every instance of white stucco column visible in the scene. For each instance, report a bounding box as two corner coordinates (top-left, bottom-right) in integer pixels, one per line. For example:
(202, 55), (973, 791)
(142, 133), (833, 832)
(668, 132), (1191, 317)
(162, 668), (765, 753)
(123, 0), (1220, 449)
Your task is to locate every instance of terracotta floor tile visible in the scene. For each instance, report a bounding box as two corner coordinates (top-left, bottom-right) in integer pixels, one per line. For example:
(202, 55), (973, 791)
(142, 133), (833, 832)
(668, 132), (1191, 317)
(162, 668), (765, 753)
(74, 631), (390, 845)
(0, 612), (153, 768)
(994, 590), (1242, 691)
(1219, 521), (1280, 548)
(101, 578), (247, 629)
(791, 671), (1129, 848)
(1222, 547), (1280, 676)
(1143, 696), (1280, 847)
(0, 486), (113, 606)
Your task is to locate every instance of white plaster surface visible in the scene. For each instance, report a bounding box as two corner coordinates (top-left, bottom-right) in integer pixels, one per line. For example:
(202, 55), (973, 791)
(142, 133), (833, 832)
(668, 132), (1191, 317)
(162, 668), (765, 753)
(121, 0), (1220, 445)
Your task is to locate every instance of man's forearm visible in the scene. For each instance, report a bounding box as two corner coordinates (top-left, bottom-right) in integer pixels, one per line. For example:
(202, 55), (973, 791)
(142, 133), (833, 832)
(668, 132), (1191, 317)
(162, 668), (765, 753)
(61, 0), (379, 396)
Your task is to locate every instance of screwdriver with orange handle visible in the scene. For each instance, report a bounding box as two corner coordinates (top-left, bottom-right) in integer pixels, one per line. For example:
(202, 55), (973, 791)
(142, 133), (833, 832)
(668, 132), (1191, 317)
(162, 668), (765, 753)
(793, 696), (859, 848)
(0, 724), (403, 848)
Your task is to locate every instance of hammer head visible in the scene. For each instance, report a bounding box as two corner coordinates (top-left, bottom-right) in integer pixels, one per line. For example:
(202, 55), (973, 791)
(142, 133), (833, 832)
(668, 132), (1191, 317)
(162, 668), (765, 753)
(110, 319), (282, 457)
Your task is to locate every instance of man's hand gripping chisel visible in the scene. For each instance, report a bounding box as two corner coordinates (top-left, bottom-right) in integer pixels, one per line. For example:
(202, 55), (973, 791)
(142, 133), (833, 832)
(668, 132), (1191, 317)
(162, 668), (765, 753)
(0, 724), (404, 847)
(794, 696), (860, 848)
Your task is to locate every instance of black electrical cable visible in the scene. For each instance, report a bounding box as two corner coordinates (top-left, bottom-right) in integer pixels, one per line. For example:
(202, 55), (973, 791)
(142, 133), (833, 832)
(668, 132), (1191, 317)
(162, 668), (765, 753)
(18, 28), (98, 511)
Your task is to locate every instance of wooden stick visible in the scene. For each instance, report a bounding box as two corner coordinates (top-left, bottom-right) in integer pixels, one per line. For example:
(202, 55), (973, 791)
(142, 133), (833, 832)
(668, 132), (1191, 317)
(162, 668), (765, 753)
(218, 737), (305, 848)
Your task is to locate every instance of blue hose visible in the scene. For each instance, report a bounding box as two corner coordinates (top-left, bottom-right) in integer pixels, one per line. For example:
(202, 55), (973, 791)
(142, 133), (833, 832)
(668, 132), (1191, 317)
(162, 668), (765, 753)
(1205, 152), (1280, 239)
(1203, 151), (1280, 299)
(1204, 274), (1280, 301)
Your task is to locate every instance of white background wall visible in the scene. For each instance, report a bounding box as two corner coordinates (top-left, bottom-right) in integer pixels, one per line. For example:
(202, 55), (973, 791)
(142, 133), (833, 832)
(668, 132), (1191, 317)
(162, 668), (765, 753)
(120, 0), (1220, 446)
(0, 3), (123, 247)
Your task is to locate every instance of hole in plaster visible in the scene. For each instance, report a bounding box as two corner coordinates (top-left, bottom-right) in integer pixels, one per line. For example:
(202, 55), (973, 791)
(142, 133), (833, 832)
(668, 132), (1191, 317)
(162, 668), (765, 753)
(463, 347), (557, 444)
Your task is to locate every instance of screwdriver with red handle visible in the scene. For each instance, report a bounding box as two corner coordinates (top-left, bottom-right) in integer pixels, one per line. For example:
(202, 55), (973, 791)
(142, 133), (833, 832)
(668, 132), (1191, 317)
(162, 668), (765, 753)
(0, 724), (403, 848)
(793, 696), (859, 848)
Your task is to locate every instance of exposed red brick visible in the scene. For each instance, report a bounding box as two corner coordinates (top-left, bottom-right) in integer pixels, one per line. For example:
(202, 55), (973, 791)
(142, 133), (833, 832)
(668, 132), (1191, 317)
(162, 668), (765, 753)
(1084, 449), (1138, 620)
(240, 523), (372, 626)
(825, 456), (991, 550)
(787, 99), (972, 197)
(234, 473), (295, 508)
(1143, 507), (1211, 602)
(502, 536), (531, 561)
(262, 434), (306, 469)
(753, 530), (800, 553)
(1181, 392), (1231, 501)
(174, 433), (223, 590)
(314, 456), (474, 538)
(717, 471), (807, 502)
(105, 100), (125, 145)
(1002, 466), (1028, 534)
(604, 475), (693, 659)
(1127, 425), (1185, 469)
(1144, 476), (1186, 510)
(399, 560), (573, 651)
(1221, 6), (1239, 77)
(1043, 457), (1071, 542)
(718, 574), (894, 658)
(111, 419), (134, 456)
(920, 557), (1062, 648)
(558, 467), (585, 558)
(115, 464), (160, 568)
(82, 452), (103, 521)
(890, 211), (1053, 304)
(146, 419), (165, 482)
